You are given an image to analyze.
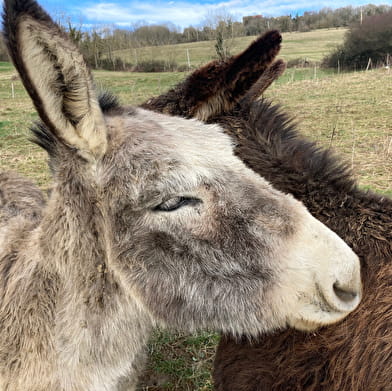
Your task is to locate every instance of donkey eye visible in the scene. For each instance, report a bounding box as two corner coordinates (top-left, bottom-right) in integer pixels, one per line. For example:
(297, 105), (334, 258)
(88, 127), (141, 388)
(154, 197), (201, 212)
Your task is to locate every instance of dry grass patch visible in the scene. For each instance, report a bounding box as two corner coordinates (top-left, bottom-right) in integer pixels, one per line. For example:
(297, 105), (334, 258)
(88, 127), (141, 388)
(267, 68), (392, 194)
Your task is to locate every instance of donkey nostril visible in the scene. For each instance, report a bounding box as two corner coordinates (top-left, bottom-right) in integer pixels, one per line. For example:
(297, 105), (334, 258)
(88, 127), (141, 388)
(333, 282), (358, 303)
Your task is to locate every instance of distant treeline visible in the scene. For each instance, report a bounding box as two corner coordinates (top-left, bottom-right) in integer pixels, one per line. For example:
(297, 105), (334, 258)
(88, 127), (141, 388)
(0, 3), (391, 70)
(242, 4), (391, 35)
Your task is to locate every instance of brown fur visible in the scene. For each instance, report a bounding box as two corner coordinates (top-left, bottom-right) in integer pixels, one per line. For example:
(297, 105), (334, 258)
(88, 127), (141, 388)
(141, 30), (282, 121)
(239, 60), (286, 107)
(212, 100), (392, 391)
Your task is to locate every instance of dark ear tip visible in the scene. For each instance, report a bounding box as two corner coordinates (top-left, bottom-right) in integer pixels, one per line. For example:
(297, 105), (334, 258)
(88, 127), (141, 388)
(3, 0), (29, 20)
(3, 0), (41, 14)
(259, 30), (282, 45)
(2, 0), (57, 61)
(249, 30), (282, 53)
(268, 30), (282, 42)
(2, 0), (52, 31)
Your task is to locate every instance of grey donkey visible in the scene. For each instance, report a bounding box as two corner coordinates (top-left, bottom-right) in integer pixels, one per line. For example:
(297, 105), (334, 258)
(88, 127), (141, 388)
(0, 0), (361, 390)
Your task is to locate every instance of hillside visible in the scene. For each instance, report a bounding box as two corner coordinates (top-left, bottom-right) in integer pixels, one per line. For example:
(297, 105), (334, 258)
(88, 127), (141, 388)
(112, 28), (347, 68)
(1, 62), (390, 195)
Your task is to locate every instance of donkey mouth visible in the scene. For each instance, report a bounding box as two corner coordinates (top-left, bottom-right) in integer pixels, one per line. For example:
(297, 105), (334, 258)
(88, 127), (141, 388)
(287, 281), (361, 332)
(315, 282), (361, 314)
(307, 283), (361, 327)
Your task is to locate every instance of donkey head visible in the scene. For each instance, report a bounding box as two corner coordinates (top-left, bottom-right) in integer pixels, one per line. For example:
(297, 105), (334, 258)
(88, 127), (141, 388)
(3, 0), (361, 334)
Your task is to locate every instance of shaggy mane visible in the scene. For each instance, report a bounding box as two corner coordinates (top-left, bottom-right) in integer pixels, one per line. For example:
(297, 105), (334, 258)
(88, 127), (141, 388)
(217, 99), (357, 194)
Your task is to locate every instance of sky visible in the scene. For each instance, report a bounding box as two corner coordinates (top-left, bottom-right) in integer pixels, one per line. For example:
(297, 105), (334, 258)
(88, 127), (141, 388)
(3, 0), (392, 29)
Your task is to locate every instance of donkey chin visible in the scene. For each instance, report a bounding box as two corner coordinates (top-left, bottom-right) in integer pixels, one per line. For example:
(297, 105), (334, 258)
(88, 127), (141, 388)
(265, 203), (362, 333)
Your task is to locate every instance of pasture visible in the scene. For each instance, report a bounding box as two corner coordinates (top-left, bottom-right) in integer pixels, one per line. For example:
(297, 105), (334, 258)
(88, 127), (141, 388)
(112, 28), (347, 68)
(1, 63), (391, 196)
(0, 53), (391, 390)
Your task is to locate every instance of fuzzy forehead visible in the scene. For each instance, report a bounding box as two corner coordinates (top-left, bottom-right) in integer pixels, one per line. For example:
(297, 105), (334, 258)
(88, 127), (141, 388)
(105, 108), (246, 178)
(135, 108), (239, 168)
(102, 107), (270, 205)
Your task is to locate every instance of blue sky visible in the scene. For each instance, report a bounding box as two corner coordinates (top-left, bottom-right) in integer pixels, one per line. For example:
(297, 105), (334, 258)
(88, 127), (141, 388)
(4, 0), (392, 29)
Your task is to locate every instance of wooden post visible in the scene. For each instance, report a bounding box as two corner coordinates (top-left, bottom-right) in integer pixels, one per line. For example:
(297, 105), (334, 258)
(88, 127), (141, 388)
(134, 49), (138, 66)
(337, 59), (340, 74)
(366, 58), (372, 71)
(186, 48), (191, 70)
(329, 122), (337, 148)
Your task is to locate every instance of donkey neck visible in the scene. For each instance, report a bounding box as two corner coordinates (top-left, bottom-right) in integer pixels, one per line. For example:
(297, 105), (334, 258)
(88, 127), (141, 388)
(39, 183), (105, 271)
(35, 184), (154, 389)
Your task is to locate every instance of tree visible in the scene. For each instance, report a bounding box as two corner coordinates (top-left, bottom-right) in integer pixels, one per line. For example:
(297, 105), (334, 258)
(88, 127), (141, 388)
(67, 21), (82, 46)
(202, 9), (235, 60)
(323, 11), (392, 70)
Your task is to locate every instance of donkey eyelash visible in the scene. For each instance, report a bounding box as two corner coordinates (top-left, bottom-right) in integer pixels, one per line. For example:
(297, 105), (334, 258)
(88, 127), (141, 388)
(154, 196), (202, 212)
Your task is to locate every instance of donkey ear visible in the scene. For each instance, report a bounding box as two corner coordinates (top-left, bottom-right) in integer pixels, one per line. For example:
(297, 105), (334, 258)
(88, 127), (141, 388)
(2, 0), (107, 160)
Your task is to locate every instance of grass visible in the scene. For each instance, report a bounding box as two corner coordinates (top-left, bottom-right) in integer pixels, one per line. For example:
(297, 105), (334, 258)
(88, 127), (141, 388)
(0, 28), (391, 390)
(265, 68), (392, 193)
(0, 61), (13, 71)
(112, 28), (347, 68)
(94, 70), (185, 105)
(1, 67), (390, 194)
(135, 330), (219, 391)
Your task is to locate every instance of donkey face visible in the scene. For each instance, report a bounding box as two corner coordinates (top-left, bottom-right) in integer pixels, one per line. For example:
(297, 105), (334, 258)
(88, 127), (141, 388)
(3, 0), (361, 334)
(100, 109), (361, 333)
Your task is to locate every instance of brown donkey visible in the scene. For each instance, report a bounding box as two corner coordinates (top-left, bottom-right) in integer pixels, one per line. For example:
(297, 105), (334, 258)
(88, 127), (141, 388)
(212, 83), (392, 391)
(1, 2), (361, 390)
(146, 43), (391, 389)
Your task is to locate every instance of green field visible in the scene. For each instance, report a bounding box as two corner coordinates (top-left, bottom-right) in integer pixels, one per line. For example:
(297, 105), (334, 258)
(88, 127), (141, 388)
(112, 28), (347, 68)
(1, 64), (390, 196)
(0, 28), (391, 390)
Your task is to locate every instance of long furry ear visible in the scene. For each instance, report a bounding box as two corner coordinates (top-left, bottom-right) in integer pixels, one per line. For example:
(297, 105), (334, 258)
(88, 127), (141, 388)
(241, 60), (286, 108)
(141, 30), (282, 121)
(2, 0), (107, 160)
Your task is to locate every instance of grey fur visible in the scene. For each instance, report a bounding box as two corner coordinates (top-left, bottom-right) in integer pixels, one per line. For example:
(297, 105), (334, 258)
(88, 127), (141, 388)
(0, 1), (361, 390)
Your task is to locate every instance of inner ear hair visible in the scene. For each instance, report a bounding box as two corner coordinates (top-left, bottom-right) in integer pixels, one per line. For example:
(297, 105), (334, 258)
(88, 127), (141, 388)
(20, 17), (107, 159)
(3, 1), (107, 161)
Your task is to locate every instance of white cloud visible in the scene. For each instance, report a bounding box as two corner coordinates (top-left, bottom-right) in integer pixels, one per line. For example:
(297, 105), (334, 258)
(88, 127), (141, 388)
(53, 0), (392, 29)
(80, 2), (204, 27)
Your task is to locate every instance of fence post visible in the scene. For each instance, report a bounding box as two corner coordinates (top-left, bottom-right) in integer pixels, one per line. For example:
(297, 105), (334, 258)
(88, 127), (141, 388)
(366, 58), (372, 71)
(11, 82), (15, 99)
(186, 49), (191, 70)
